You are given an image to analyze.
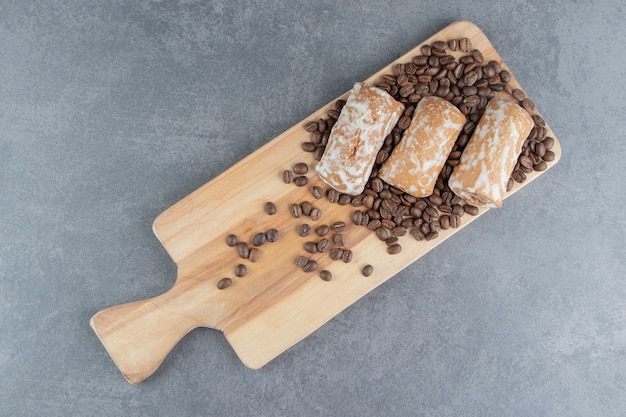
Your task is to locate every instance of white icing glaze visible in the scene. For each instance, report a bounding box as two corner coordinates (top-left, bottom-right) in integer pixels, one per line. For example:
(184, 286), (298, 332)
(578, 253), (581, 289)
(448, 98), (533, 208)
(315, 82), (404, 195)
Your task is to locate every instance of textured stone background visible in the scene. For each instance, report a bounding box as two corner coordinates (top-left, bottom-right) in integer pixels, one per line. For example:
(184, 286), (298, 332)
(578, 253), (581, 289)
(1, 1), (625, 416)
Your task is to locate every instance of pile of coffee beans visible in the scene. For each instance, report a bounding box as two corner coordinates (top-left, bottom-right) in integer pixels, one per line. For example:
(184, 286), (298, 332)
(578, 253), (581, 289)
(301, 37), (556, 252)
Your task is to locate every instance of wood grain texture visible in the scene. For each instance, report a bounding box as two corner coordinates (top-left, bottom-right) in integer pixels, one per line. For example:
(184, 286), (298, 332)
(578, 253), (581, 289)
(90, 20), (562, 384)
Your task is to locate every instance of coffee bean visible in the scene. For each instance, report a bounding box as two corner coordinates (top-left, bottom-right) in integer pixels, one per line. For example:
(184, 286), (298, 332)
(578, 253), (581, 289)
(316, 224), (330, 237)
(253, 232), (267, 246)
(425, 206), (439, 219)
(304, 241), (318, 253)
(248, 248), (260, 263)
(311, 186), (324, 199)
(543, 150), (556, 162)
(313, 147), (324, 161)
(391, 226), (407, 236)
(282, 170), (294, 184)
(439, 215), (450, 230)
(303, 259), (318, 273)
(512, 88), (526, 101)
(300, 201), (313, 216)
(329, 221), (346, 232)
(295, 255), (308, 268)
(361, 265), (374, 277)
(320, 270), (333, 281)
(459, 37), (472, 52)
(472, 49), (484, 63)
(305, 121), (319, 132)
(293, 162), (309, 175)
(341, 249), (353, 263)
(463, 205), (479, 216)
(298, 223), (311, 237)
(425, 231), (439, 241)
(310, 208), (321, 221)
(330, 248), (344, 260)
(512, 169), (527, 183)
(533, 161), (548, 171)
(332, 233), (345, 247)
(398, 115), (412, 130)
(266, 228), (279, 242)
(317, 238), (330, 253)
(311, 131), (322, 144)
(327, 188), (339, 203)
(217, 278), (232, 290)
(376, 227), (389, 241)
(411, 228), (425, 241)
(237, 242), (249, 259)
(450, 214), (461, 228)
(226, 234), (238, 247)
(522, 98), (535, 113)
(302, 142), (316, 152)
(352, 210), (364, 225)
(385, 237), (399, 247)
(291, 203), (303, 218)
(542, 137), (555, 150)
(264, 202), (277, 215)
(371, 178), (384, 193)
(294, 176), (308, 187)
(387, 244), (402, 255)
(235, 264), (247, 277)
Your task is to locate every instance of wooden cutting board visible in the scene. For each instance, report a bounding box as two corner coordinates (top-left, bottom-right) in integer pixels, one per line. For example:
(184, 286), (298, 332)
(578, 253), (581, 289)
(90, 20), (562, 384)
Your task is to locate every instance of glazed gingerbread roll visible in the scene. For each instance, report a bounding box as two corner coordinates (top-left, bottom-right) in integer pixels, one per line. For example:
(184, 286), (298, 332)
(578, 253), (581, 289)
(315, 82), (404, 195)
(378, 96), (466, 197)
(448, 97), (534, 208)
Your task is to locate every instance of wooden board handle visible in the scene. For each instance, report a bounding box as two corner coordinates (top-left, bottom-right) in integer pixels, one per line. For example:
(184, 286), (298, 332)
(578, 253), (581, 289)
(90, 286), (201, 384)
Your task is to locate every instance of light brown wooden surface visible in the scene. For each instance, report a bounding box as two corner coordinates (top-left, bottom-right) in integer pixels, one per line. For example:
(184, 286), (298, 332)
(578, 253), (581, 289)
(90, 20), (562, 384)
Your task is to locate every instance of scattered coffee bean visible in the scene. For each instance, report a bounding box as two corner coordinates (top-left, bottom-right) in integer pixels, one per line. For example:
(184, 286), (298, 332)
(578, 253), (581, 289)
(319, 270), (333, 281)
(291, 203), (303, 218)
(300, 201), (313, 216)
(303, 259), (318, 273)
(248, 248), (260, 263)
(293, 162), (309, 175)
(331, 221), (347, 232)
(361, 265), (374, 277)
(266, 228), (279, 242)
(226, 234), (238, 247)
(298, 224), (312, 237)
(217, 277), (232, 290)
(310, 208), (321, 221)
(387, 244), (402, 254)
(316, 224), (330, 237)
(311, 186), (324, 199)
(304, 241), (318, 253)
(317, 238), (330, 253)
(341, 249), (353, 263)
(295, 255), (308, 268)
(332, 233), (345, 247)
(253, 232), (267, 246)
(294, 176), (308, 187)
(352, 210), (364, 225)
(330, 248), (344, 260)
(385, 236), (399, 246)
(264, 202), (277, 215)
(425, 231), (439, 241)
(235, 264), (247, 277)
(237, 242), (249, 259)
(282, 170), (294, 184)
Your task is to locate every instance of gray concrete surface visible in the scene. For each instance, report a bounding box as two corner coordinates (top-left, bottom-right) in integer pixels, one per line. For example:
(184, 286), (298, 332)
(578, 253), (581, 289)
(1, 1), (625, 416)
